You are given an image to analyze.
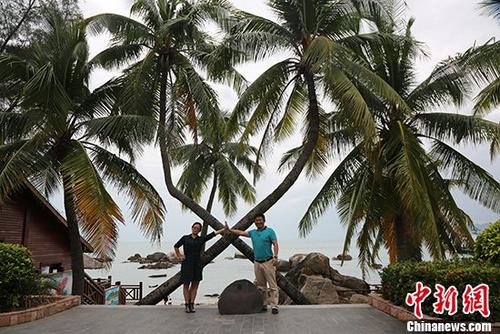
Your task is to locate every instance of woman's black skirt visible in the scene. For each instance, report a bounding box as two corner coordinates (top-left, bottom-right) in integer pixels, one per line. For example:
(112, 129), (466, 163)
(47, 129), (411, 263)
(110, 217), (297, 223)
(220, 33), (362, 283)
(180, 257), (203, 283)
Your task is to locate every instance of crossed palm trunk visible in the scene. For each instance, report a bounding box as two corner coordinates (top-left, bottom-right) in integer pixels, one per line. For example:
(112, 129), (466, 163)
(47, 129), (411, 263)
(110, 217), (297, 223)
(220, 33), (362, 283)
(137, 77), (320, 305)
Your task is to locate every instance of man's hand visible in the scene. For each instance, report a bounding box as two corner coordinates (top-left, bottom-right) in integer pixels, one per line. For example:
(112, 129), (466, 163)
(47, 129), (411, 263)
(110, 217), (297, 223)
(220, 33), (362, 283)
(272, 257), (278, 267)
(177, 253), (185, 262)
(224, 221), (230, 233)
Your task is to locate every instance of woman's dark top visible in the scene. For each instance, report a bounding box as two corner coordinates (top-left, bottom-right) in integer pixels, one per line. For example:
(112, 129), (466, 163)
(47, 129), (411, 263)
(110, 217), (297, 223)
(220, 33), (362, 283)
(174, 232), (216, 283)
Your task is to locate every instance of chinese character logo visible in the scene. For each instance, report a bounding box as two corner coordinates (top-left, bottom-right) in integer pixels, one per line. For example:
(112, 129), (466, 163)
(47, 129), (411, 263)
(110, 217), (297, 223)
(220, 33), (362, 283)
(433, 284), (458, 316)
(406, 282), (432, 319)
(462, 284), (490, 318)
(405, 282), (490, 319)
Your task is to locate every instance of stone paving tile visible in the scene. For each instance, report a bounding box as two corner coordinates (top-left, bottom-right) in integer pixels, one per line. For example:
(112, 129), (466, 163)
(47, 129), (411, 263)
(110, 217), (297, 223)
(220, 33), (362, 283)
(0, 305), (407, 334)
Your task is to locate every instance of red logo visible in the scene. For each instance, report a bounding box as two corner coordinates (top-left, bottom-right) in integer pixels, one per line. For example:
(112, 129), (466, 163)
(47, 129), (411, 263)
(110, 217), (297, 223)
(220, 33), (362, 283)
(433, 284), (458, 316)
(405, 282), (490, 319)
(406, 282), (432, 319)
(462, 284), (490, 318)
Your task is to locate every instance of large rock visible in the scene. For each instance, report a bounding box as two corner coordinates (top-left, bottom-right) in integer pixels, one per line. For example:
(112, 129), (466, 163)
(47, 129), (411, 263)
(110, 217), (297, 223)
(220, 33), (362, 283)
(276, 259), (290, 272)
(299, 275), (339, 304)
(218, 279), (263, 314)
(330, 272), (370, 293)
(146, 252), (168, 262)
(289, 253), (307, 268)
(127, 253), (143, 262)
(281, 252), (370, 305)
(285, 253), (333, 287)
(279, 252), (371, 305)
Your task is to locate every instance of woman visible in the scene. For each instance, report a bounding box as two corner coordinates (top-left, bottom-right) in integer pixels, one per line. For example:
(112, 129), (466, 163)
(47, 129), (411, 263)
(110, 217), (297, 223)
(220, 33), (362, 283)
(174, 222), (226, 313)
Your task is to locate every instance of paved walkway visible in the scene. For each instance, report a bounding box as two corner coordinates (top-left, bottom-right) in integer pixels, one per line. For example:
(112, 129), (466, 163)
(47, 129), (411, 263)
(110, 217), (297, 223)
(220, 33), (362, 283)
(0, 305), (407, 334)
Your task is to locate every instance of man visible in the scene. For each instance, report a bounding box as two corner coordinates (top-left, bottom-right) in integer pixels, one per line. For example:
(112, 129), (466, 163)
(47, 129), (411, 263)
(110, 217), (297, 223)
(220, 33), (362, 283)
(225, 213), (280, 314)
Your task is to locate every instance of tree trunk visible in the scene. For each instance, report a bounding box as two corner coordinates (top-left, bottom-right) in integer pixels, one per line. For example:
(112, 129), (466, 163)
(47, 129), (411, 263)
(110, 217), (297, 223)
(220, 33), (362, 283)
(200, 171), (217, 253)
(143, 70), (320, 305)
(62, 179), (85, 296)
(394, 214), (421, 262)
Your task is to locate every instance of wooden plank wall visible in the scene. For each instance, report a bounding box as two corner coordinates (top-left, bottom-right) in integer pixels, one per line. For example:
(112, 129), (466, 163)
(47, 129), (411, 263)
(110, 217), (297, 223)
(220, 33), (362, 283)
(0, 196), (73, 271)
(0, 200), (25, 244)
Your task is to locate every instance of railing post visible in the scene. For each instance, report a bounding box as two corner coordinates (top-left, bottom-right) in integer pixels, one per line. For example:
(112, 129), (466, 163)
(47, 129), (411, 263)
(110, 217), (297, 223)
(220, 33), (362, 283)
(139, 282), (143, 300)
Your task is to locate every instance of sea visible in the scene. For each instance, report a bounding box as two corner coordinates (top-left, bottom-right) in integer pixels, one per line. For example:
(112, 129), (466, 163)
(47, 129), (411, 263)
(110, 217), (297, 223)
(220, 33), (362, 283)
(87, 239), (389, 305)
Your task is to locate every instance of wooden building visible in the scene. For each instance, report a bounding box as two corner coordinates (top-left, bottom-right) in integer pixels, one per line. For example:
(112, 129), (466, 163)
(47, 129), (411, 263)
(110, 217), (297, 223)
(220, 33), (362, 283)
(0, 183), (93, 273)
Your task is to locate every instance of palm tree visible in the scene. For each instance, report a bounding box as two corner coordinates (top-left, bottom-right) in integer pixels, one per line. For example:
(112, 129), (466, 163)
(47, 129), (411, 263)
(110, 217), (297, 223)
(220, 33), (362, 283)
(294, 6), (500, 275)
(0, 11), (165, 295)
(170, 111), (263, 250)
(88, 0), (409, 304)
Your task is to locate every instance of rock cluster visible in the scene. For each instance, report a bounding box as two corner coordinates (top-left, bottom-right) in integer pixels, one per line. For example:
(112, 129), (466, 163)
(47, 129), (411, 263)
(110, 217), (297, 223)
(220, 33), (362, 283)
(279, 252), (371, 305)
(127, 251), (181, 270)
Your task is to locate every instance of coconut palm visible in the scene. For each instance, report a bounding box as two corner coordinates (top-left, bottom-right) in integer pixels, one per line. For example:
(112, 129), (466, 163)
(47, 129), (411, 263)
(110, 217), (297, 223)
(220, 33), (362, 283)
(293, 6), (500, 275)
(170, 111), (263, 249)
(0, 11), (165, 295)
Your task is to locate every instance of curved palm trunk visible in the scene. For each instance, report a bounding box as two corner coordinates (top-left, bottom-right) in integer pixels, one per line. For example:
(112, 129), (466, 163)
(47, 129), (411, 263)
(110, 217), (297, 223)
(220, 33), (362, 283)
(394, 214), (422, 262)
(142, 70), (319, 305)
(62, 179), (85, 296)
(200, 171), (217, 253)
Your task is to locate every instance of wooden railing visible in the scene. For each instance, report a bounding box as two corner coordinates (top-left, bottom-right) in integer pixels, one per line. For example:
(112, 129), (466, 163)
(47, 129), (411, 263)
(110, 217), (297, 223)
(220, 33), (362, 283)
(94, 275), (112, 290)
(83, 273), (105, 305)
(120, 282), (143, 302)
(119, 285), (126, 305)
(83, 274), (141, 305)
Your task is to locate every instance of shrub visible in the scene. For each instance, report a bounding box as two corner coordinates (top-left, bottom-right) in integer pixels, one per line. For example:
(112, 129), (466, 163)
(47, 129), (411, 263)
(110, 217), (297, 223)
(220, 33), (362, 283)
(0, 243), (52, 312)
(380, 259), (499, 322)
(474, 220), (500, 264)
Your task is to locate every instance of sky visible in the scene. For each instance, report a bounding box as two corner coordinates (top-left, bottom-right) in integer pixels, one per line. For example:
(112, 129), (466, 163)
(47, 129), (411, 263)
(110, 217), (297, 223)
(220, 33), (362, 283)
(69, 0), (500, 244)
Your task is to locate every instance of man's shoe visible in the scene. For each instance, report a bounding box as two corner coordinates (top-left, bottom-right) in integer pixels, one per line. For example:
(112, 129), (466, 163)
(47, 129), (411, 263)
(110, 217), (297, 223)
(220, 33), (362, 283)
(271, 307), (279, 314)
(184, 303), (190, 313)
(261, 306), (268, 312)
(189, 303), (196, 313)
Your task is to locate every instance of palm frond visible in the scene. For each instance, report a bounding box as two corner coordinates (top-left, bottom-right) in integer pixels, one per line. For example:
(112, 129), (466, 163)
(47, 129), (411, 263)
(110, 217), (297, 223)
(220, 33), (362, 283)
(430, 139), (500, 212)
(89, 144), (166, 243)
(474, 77), (500, 114)
(0, 136), (51, 200)
(414, 112), (500, 152)
(61, 141), (123, 261)
(83, 115), (157, 161)
(298, 144), (366, 236)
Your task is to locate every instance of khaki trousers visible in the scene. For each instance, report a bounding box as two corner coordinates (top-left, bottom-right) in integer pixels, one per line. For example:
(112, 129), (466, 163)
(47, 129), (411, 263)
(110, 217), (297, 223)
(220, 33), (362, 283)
(254, 259), (278, 307)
